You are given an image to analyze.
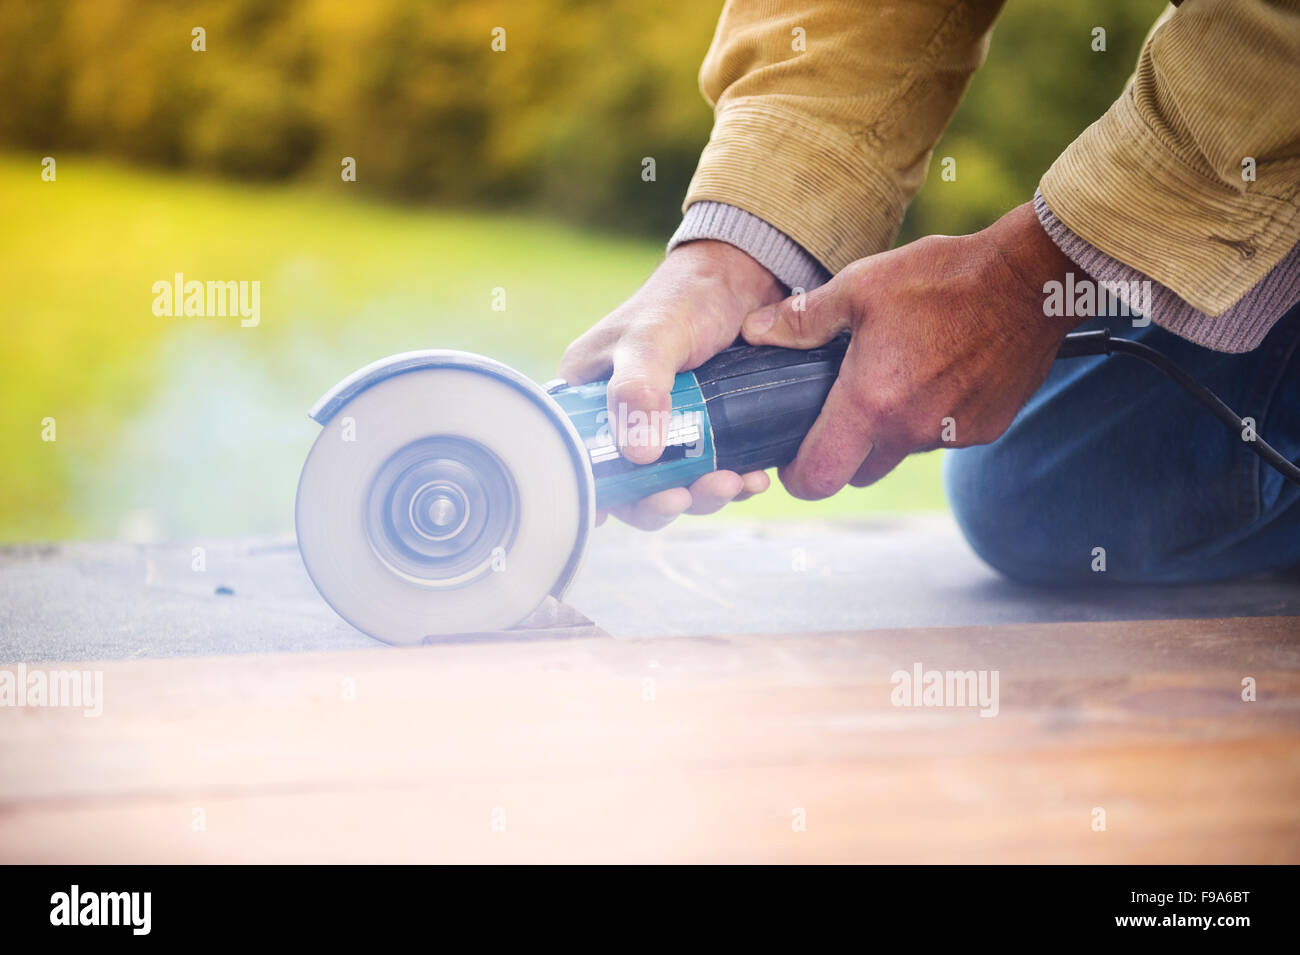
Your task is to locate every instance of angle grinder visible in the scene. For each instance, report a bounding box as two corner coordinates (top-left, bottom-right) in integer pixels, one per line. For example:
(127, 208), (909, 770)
(295, 338), (847, 644)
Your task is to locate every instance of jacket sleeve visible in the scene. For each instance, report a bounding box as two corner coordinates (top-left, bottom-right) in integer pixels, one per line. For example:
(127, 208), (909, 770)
(1039, 0), (1300, 318)
(682, 0), (1006, 274)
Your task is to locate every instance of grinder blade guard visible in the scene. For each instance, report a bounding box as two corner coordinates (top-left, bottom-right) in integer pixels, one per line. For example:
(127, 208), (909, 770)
(295, 350), (595, 645)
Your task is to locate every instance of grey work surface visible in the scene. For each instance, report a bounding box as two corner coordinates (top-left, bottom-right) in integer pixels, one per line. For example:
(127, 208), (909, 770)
(2, 513), (1298, 662)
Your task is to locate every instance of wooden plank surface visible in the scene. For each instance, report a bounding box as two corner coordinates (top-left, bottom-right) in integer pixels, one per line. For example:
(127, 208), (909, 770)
(1, 616), (1298, 863)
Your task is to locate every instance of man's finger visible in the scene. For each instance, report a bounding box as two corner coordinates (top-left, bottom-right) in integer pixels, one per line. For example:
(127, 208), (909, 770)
(608, 486), (692, 531)
(733, 469), (770, 501)
(777, 355), (876, 499)
(605, 320), (694, 466)
(847, 443), (907, 488)
(740, 275), (854, 350)
(683, 470), (744, 515)
(557, 322), (624, 385)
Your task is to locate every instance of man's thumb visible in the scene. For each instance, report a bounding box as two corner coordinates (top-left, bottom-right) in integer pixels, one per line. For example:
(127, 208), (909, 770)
(741, 285), (844, 349)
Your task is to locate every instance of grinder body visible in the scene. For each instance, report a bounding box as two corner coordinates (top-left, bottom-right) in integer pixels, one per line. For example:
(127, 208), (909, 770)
(553, 335), (848, 509)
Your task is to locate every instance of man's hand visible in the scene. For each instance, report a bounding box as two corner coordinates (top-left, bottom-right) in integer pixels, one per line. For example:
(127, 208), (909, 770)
(558, 239), (787, 529)
(740, 202), (1081, 498)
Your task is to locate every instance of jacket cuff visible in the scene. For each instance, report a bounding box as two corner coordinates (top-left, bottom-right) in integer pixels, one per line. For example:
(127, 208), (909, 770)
(668, 202), (831, 293)
(683, 102), (905, 275)
(1039, 88), (1300, 319)
(1034, 190), (1300, 354)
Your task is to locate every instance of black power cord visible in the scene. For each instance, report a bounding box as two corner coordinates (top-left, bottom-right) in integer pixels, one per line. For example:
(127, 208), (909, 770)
(1058, 329), (1300, 487)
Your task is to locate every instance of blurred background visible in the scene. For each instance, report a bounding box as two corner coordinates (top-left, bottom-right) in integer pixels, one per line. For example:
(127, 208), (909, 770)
(0, 0), (1161, 543)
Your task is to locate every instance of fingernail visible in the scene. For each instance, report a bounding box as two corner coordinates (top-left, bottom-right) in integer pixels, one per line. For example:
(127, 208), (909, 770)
(743, 306), (776, 337)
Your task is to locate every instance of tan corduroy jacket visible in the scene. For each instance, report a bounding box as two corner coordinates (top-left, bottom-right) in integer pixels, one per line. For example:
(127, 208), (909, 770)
(683, 0), (1300, 332)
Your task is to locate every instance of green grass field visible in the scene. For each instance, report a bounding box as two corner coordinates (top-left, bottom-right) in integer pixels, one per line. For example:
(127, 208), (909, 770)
(1, 154), (945, 542)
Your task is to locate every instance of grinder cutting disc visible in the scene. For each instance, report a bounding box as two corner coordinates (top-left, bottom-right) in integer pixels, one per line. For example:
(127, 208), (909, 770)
(295, 350), (595, 645)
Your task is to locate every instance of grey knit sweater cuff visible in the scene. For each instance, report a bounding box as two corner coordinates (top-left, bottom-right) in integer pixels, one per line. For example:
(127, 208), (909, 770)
(668, 202), (831, 293)
(1033, 189), (1300, 354)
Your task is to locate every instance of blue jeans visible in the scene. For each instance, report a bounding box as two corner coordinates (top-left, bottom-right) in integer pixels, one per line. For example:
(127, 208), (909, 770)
(945, 301), (1300, 584)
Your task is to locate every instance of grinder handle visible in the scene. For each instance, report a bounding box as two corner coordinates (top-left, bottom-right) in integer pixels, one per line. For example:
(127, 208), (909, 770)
(695, 333), (849, 474)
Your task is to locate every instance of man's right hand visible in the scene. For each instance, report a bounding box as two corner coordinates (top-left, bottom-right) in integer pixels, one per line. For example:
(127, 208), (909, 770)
(557, 240), (787, 530)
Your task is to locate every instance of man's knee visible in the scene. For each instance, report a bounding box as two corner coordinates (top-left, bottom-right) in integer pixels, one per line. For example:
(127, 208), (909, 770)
(943, 444), (1090, 584)
(944, 438), (1247, 586)
(942, 433), (1168, 585)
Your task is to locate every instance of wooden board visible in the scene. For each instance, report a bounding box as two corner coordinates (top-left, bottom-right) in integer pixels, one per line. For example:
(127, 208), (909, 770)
(2, 616), (1298, 863)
